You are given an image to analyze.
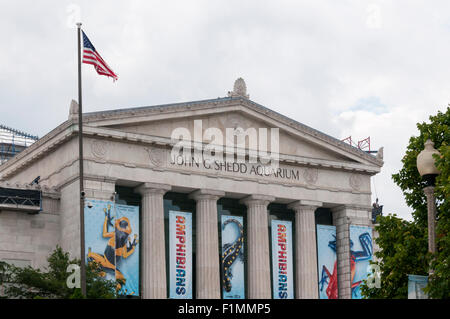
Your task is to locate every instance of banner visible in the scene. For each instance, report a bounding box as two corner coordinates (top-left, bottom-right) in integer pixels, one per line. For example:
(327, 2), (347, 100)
(349, 225), (373, 299)
(115, 204), (140, 296)
(271, 220), (294, 299)
(169, 211), (193, 299)
(221, 215), (245, 299)
(84, 199), (140, 297)
(317, 225), (338, 299)
(85, 199), (116, 284)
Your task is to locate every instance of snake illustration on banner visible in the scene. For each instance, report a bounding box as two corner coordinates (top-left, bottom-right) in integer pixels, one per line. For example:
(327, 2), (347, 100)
(221, 218), (244, 292)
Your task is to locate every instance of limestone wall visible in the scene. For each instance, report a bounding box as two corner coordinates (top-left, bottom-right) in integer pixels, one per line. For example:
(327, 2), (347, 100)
(0, 196), (60, 269)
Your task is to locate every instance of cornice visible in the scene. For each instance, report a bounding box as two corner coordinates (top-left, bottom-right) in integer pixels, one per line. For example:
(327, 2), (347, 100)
(0, 121), (380, 181)
(0, 120), (76, 178)
(240, 98), (383, 167)
(0, 96), (383, 180)
(52, 158), (373, 197)
(82, 125), (380, 175)
(81, 97), (383, 167)
(332, 204), (372, 212)
(82, 97), (237, 124)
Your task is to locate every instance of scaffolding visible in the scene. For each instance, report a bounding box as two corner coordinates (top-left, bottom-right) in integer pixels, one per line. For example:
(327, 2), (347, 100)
(0, 186), (42, 214)
(0, 124), (39, 164)
(341, 136), (378, 154)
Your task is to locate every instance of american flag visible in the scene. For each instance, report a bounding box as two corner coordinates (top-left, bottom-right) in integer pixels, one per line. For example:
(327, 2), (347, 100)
(82, 31), (118, 81)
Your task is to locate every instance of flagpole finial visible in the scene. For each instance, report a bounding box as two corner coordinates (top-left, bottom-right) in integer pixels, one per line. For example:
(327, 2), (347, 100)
(76, 22), (82, 28)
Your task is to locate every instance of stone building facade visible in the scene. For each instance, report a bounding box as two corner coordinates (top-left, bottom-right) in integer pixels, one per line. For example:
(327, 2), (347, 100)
(0, 80), (383, 299)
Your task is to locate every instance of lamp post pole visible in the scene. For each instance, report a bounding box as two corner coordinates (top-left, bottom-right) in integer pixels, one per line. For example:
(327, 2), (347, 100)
(423, 186), (437, 255)
(416, 139), (441, 277)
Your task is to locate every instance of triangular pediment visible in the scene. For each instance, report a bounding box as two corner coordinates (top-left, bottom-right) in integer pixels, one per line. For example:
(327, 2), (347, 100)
(84, 98), (382, 167)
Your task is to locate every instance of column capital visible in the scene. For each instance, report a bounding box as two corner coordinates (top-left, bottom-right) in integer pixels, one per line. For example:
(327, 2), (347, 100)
(139, 183), (168, 298)
(84, 175), (118, 185)
(288, 200), (322, 211)
(135, 182), (171, 196)
(83, 176), (117, 200)
(189, 189), (225, 201)
(331, 204), (371, 213)
(239, 194), (275, 207)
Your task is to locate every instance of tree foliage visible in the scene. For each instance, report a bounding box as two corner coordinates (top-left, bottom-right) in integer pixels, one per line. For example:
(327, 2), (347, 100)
(0, 246), (117, 299)
(360, 215), (429, 298)
(361, 106), (450, 299)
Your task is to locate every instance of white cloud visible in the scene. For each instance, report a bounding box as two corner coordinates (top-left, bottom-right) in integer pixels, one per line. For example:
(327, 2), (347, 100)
(1, 0), (450, 219)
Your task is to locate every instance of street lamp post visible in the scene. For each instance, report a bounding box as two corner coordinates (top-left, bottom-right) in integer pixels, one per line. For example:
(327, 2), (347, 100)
(416, 139), (441, 275)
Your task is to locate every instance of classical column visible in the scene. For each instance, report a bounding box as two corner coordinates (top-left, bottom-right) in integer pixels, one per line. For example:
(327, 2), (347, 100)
(189, 189), (224, 299)
(135, 182), (171, 299)
(332, 206), (351, 299)
(288, 200), (322, 299)
(240, 194), (275, 299)
(331, 205), (371, 299)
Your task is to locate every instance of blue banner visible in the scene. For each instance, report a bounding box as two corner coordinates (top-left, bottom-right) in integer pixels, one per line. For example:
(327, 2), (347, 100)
(115, 204), (140, 296)
(271, 220), (294, 299)
(349, 225), (373, 299)
(85, 199), (116, 284)
(84, 199), (140, 296)
(221, 215), (245, 299)
(169, 211), (193, 299)
(317, 225), (338, 299)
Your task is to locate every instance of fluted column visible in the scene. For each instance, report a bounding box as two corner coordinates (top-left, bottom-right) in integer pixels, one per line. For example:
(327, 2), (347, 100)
(135, 182), (171, 299)
(189, 189), (224, 299)
(240, 194), (275, 299)
(332, 205), (351, 299)
(288, 200), (321, 299)
(332, 205), (372, 299)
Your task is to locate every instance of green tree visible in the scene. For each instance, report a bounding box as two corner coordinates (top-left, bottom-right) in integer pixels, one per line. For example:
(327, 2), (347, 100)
(361, 107), (450, 299)
(0, 246), (117, 299)
(360, 215), (429, 298)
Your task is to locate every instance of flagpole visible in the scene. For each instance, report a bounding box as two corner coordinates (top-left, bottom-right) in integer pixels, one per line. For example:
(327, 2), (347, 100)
(76, 22), (87, 297)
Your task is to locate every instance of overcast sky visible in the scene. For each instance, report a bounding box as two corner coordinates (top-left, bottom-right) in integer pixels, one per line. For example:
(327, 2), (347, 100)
(1, 0), (449, 220)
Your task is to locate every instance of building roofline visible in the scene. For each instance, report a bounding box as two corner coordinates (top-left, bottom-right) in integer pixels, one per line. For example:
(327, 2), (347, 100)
(82, 96), (383, 167)
(0, 96), (383, 177)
